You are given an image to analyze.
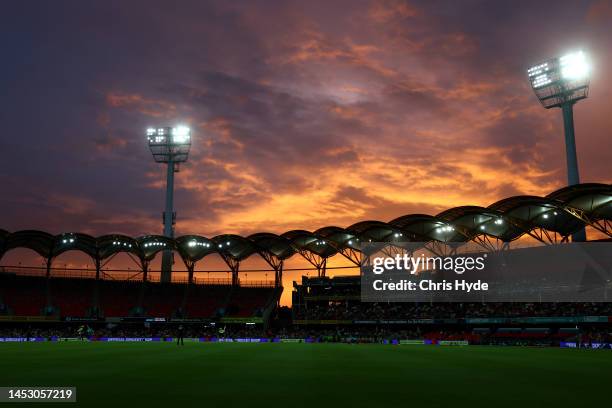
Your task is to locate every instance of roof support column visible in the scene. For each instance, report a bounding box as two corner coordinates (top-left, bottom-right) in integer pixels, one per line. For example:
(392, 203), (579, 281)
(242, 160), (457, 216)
(563, 206), (611, 238)
(142, 260), (149, 282)
(319, 258), (327, 277)
(296, 250), (327, 278)
(219, 256), (240, 287)
(186, 261), (195, 285)
(257, 251), (284, 288)
(275, 263), (283, 288)
(45, 257), (52, 278)
(95, 258), (101, 280)
(44, 257), (53, 311)
(337, 247), (361, 267)
(93, 257), (101, 315)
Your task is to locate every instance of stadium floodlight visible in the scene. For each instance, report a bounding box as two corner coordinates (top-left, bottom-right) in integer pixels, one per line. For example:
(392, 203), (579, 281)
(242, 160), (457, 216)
(147, 126), (191, 163)
(146, 126), (192, 282)
(527, 50), (590, 241)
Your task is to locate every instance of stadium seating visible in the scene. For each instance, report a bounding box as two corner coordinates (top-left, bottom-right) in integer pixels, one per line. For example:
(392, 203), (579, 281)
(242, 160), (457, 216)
(98, 280), (142, 317)
(49, 278), (94, 317)
(0, 272), (280, 319)
(292, 276), (612, 321)
(183, 285), (230, 318)
(141, 283), (185, 317)
(0, 274), (47, 316)
(224, 287), (276, 317)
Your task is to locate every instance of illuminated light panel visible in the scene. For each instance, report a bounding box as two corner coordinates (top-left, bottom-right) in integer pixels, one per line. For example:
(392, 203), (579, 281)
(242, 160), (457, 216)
(560, 51), (589, 80)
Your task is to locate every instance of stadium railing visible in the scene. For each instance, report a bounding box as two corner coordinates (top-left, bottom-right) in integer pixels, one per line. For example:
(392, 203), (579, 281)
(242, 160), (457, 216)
(0, 266), (275, 287)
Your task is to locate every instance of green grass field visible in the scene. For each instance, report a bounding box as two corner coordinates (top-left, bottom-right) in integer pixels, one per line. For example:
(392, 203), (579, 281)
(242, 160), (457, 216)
(1, 342), (611, 407)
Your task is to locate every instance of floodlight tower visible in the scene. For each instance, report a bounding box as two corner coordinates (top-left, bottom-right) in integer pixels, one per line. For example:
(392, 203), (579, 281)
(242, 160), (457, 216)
(528, 50), (590, 241)
(147, 126), (191, 282)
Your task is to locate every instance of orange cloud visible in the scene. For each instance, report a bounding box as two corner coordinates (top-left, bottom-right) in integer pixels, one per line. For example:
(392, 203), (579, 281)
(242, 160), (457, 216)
(106, 92), (177, 118)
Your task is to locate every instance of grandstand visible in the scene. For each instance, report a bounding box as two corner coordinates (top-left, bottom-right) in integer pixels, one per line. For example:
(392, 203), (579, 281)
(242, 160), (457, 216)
(0, 183), (611, 342)
(291, 274), (612, 345)
(0, 273), (277, 321)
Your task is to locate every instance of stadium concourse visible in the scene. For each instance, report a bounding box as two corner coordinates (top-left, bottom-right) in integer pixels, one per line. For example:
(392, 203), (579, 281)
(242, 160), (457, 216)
(0, 183), (611, 346)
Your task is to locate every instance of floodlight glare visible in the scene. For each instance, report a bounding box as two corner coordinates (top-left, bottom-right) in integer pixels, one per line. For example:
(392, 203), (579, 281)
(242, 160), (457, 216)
(172, 126), (191, 143)
(146, 125), (192, 282)
(527, 50), (590, 109)
(560, 51), (589, 80)
(147, 126), (191, 163)
(527, 50), (590, 242)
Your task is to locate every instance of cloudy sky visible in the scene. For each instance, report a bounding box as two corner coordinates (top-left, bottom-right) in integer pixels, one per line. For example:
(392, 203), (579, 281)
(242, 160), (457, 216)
(1, 0), (611, 300)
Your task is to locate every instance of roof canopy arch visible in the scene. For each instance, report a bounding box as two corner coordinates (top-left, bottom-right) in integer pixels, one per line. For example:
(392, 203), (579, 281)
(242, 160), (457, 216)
(4, 230), (55, 260)
(546, 183), (611, 208)
(314, 226), (362, 265)
(175, 235), (216, 264)
(136, 235), (176, 262)
(390, 214), (455, 242)
(345, 221), (405, 243)
(52, 232), (97, 260)
(547, 184), (612, 237)
(1, 183), (611, 275)
(282, 230), (337, 258)
(0, 229), (10, 260)
(314, 226), (358, 250)
(248, 232), (295, 260)
(436, 206), (524, 243)
(489, 195), (585, 240)
(211, 234), (257, 262)
(96, 234), (142, 262)
(281, 230), (337, 276)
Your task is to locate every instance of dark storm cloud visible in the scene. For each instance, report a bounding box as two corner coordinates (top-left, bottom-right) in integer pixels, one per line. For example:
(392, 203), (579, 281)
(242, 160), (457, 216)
(0, 0), (610, 241)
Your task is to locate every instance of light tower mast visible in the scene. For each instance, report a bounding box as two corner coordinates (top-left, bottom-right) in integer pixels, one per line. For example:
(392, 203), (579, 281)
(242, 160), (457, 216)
(528, 50), (590, 241)
(147, 126), (192, 282)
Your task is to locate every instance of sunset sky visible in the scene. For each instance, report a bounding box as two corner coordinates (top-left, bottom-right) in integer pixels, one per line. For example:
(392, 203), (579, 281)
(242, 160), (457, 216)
(1, 0), (611, 305)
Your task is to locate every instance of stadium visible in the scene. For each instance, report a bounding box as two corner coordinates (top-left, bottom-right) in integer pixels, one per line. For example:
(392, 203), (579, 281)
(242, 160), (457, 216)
(1, 183), (610, 321)
(1, 184), (611, 406)
(2, 1), (612, 407)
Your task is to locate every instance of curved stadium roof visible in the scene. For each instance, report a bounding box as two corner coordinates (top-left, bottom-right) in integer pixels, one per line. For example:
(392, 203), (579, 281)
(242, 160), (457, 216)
(0, 183), (610, 270)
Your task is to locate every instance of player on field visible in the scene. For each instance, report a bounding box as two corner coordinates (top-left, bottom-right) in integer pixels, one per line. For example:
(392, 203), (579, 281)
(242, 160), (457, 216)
(176, 324), (185, 346)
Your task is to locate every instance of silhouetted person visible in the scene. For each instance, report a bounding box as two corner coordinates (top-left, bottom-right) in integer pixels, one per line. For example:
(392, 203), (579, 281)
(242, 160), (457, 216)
(177, 324), (184, 346)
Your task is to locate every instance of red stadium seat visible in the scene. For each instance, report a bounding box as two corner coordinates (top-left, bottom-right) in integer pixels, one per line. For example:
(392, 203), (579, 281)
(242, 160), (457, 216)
(98, 280), (140, 317)
(0, 274), (47, 316)
(224, 287), (276, 317)
(183, 285), (230, 318)
(49, 278), (94, 317)
(0, 272), (280, 320)
(141, 283), (185, 317)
